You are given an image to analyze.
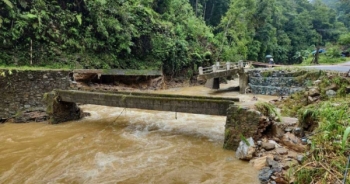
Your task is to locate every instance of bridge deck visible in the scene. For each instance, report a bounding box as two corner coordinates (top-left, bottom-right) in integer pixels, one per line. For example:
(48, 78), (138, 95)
(198, 68), (244, 80)
(73, 69), (162, 76)
(54, 90), (237, 116)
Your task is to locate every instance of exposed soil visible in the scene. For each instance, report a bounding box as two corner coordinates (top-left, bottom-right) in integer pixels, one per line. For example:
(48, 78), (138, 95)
(72, 74), (202, 92)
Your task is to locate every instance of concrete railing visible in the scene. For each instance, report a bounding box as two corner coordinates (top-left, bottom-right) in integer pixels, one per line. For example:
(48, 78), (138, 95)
(199, 61), (248, 75)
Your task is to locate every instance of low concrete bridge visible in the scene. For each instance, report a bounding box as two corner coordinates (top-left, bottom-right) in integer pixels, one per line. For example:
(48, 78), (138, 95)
(44, 90), (260, 150)
(45, 90), (238, 123)
(198, 61), (249, 93)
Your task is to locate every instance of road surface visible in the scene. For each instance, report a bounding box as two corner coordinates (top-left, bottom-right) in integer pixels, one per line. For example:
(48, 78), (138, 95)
(301, 61), (350, 73)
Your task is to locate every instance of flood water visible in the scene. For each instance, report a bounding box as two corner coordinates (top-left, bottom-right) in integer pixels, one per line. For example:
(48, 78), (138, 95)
(0, 81), (273, 184)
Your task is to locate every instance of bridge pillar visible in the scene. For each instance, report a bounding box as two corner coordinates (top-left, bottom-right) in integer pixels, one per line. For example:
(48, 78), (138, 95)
(43, 91), (82, 124)
(199, 67), (203, 75)
(226, 62), (231, 70)
(224, 105), (261, 150)
(239, 72), (248, 94)
(212, 65), (217, 72)
(204, 78), (220, 89)
(238, 61), (244, 68)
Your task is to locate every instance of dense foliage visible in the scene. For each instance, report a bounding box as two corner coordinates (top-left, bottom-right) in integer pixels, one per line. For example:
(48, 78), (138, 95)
(0, 0), (215, 76)
(218, 0), (349, 64)
(1, 0), (349, 74)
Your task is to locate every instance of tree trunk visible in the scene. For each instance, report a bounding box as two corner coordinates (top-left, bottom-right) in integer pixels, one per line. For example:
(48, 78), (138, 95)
(314, 34), (322, 65)
(203, 2), (207, 20)
(209, 3), (215, 22)
(314, 46), (319, 65)
(30, 39), (33, 65)
(195, 0), (198, 17)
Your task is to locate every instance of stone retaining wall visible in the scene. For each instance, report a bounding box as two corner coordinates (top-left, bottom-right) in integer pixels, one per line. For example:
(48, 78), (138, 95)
(0, 69), (72, 121)
(248, 70), (310, 96)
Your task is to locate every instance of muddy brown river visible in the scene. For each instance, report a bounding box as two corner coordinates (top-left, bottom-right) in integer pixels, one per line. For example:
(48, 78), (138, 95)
(0, 81), (274, 184)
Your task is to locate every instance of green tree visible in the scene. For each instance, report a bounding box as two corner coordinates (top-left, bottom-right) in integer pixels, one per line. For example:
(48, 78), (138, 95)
(216, 0), (256, 61)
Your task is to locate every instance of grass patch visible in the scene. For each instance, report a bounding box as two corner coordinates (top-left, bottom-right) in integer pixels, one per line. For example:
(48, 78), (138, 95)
(0, 64), (73, 70)
(276, 72), (350, 183)
(255, 102), (281, 122)
(293, 100), (350, 183)
(300, 55), (348, 65)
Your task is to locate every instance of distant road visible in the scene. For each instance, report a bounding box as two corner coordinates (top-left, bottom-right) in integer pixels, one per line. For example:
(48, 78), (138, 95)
(301, 61), (350, 73)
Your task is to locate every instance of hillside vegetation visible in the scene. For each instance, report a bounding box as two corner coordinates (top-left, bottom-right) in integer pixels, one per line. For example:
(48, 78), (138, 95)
(1, 0), (350, 75)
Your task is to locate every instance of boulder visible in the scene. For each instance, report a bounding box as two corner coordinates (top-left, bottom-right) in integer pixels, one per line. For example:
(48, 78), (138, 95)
(308, 87), (320, 97)
(296, 155), (304, 164)
(262, 142), (276, 151)
(313, 80), (321, 85)
(235, 137), (256, 160)
(267, 157), (282, 172)
(276, 148), (288, 155)
(273, 155), (282, 161)
(308, 96), (316, 102)
(271, 123), (285, 138)
(287, 151), (298, 159)
(281, 133), (306, 152)
(259, 167), (274, 183)
(250, 155), (273, 170)
(326, 90), (336, 97)
(268, 140), (282, 148)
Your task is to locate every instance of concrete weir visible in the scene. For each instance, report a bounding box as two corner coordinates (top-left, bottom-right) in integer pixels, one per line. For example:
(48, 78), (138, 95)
(44, 90), (261, 150)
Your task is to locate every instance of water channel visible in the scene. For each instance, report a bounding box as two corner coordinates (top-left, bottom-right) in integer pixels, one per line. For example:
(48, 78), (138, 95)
(0, 81), (275, 184)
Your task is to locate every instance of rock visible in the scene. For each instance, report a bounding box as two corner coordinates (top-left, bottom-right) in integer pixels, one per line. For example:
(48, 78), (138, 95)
(326, 90), (336, 97)
(308, 87), (320, 97)
(286, 132), (300, 144)
(313, 80), (321, 85)
(293, 127), (302, 137)
(268, 140), (282, 148)
(281, 133), (306, 152)
(28, 74), (34, 80)
(250, 155), (273, 170)
(308, 96), (315, 102)
(280, 117), (298, 126)
(235, 137), (255, 160)
(262, 142), (276, 151)
(326, 83), (338, 91)
(258, 167), (274, 183)
(301, 137), (308, 145)
(287, 151), (297, 159)
(273, 155), (282, 161)
(267, 157), (282, 172)
(296, 155), (304, 163)
(271, 122), (285, 138)
(276, 148), (288, 155)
